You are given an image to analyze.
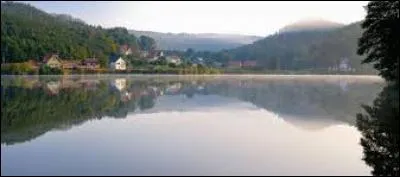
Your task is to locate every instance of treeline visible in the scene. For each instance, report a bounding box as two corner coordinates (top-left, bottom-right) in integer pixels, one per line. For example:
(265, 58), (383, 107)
(1, 1), (155, 67)
(184, 22), (376, 72)
(224, 22), (375, 70)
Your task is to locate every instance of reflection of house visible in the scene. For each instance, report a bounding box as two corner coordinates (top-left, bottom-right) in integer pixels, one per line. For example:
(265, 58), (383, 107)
(120, 91), (132, 102)
(110, 57), (127, 70)
(165, 83), (182, 94)
(78, 79), (100, 91)
(60, 77), (81, 89)
(339, 79), (348, 92)
(111, 78), (127, 91)
(43, 54), (62, 68)
(46, 81), (61, 95)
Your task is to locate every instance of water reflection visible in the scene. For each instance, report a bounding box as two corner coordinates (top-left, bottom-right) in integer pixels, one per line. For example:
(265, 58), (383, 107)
(356, 83), (399, 176)
(1, 75), (383, 146)
(1, 75), (387, 175)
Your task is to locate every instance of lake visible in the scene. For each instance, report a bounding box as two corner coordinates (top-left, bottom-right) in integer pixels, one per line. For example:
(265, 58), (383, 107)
(1, 75), (385, 176)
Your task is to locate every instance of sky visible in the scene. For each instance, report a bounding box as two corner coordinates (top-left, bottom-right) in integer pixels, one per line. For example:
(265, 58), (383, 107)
(24, 1), (369, 37)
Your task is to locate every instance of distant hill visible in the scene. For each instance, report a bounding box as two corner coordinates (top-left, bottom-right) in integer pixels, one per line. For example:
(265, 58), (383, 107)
(129, 30), (263, 51)
(223, 20), (375, 72)
(279, 19), (344, 33)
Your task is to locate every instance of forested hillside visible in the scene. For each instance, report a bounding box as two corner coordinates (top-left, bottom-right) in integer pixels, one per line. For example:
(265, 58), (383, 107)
(0, 2), (154, 67)
(223, 21), (375, 72)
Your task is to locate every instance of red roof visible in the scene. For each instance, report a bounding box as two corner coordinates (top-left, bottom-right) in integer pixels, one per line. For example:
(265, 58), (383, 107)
(82, 58), (98, 64)
(242, 60), (257, 67)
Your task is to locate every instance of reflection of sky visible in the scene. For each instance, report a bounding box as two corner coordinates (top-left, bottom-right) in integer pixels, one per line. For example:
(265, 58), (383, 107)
(1, 108), (370, 176)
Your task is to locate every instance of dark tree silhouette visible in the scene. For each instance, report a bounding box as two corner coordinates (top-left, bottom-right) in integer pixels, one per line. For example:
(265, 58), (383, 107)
(356, 84), (399, 176)
(357, 1), (399, 83)
(356, 1), (399, 176)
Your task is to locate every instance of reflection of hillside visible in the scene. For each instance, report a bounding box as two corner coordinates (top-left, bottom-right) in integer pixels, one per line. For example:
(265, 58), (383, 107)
(1, 75), (384, 145)
(1, 78), (159, 145)
(200, 78), (383, 127)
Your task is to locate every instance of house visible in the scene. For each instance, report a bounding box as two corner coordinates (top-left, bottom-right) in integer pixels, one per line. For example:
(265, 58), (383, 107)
(144, 50), (165, 62)
(82, 58), (100, 69)
(166, 55), (181, 65)
(43, 54), (62, 68)
(242, 60), (257, 67)
(339, 57), (351, 71)
(62, 60), (79, 70)
(120, 45), (132, 55)
(110, 57), (127, 70)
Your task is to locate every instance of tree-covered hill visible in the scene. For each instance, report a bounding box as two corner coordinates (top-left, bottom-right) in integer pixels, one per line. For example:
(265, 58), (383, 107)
(1, 1), (154, 67)
(222, 21), (376, 72)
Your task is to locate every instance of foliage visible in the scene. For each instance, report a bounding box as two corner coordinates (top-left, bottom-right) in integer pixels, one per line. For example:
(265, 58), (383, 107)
(1, 62), (36, 74)
(38, 65), (62, 75)
(1, 79), (158, 145)
(1, 1), (155, 67)
(355, 2), (399, 175)
(202, 22), (376, 72)
(356, 83), (399, 176)
(357, 1), (399, 82)
(138, 35), (156, 52)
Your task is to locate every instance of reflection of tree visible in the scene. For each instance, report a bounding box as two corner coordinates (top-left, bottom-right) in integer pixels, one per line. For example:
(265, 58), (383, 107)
(1, 79), (157, 145)
(356, 83), (399, 176)
(139, 94), (155, 111)
(1, 76), (386, 146)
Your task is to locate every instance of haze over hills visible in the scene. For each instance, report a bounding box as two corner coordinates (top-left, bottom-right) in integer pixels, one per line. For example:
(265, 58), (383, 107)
(129, 30), (263, 51)
(279, 19), (345, 33)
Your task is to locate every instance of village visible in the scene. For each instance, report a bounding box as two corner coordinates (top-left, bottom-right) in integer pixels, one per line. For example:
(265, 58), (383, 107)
(21, 45), (187, 72)
(1, 42), (358, 75)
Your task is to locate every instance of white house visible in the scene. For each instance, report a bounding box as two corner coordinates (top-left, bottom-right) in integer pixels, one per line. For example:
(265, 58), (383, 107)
(120, 45), (133, 56)
(339, 57), (351, 71)
(110, 57), (127, 70)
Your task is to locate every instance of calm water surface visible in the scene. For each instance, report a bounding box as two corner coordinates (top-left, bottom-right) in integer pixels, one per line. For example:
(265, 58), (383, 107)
(1, 75), (385, 175)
